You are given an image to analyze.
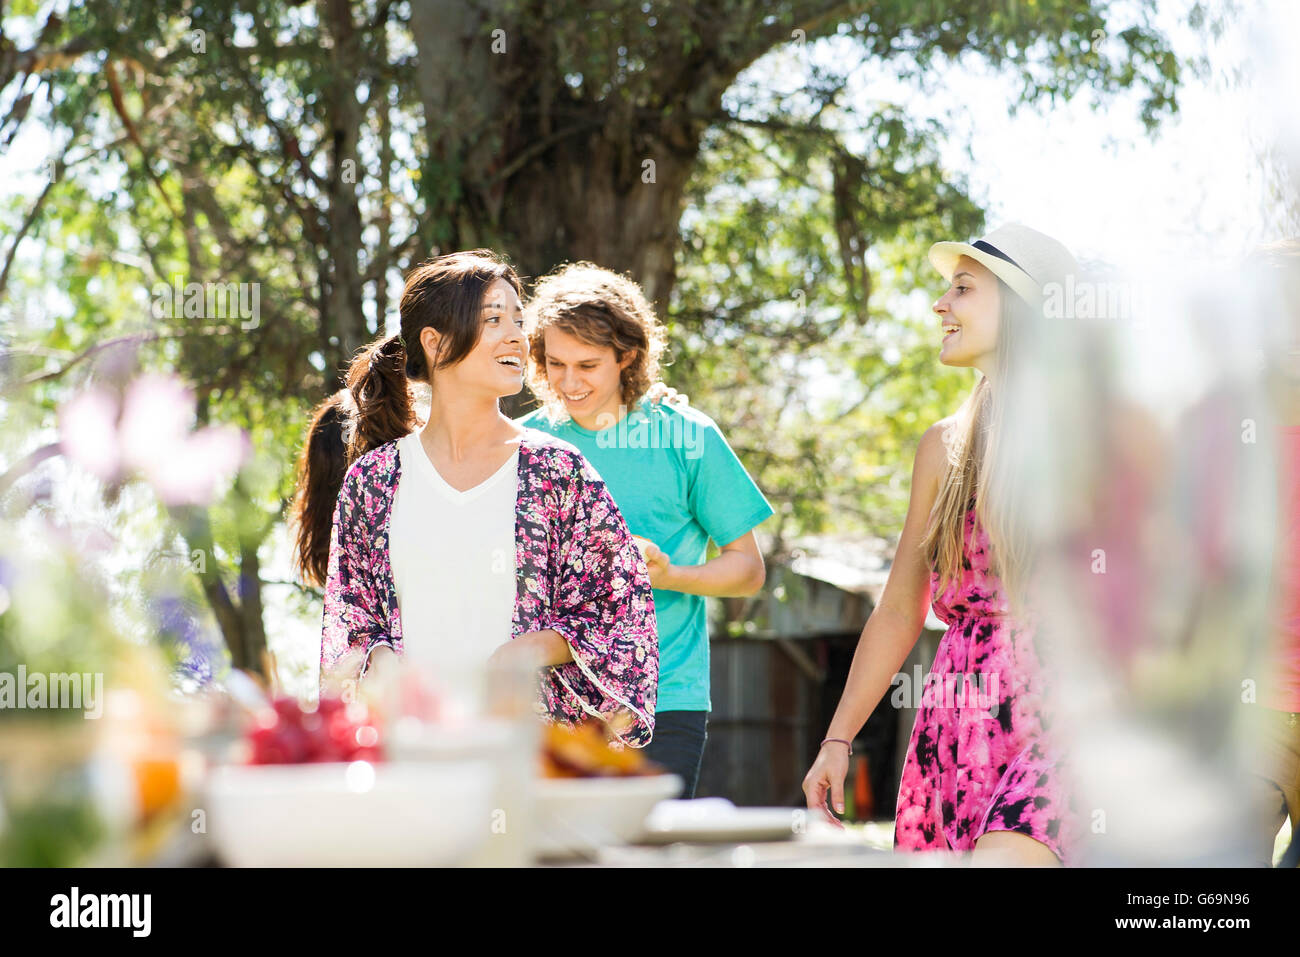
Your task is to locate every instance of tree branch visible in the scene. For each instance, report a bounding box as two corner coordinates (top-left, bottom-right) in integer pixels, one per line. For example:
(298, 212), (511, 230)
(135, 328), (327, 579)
(0, 159), (58, 302)
(0, 326), (252, 395)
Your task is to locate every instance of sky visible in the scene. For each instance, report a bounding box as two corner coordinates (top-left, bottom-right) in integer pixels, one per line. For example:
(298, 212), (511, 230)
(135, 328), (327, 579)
(878, 0), (1296, 266)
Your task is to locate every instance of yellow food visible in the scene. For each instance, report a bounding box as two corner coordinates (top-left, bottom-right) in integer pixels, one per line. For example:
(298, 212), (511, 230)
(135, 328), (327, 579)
(539, 721), (663, 778)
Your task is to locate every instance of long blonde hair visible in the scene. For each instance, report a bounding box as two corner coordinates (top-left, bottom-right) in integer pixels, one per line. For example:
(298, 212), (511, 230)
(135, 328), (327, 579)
(922, 280), (1038, 608)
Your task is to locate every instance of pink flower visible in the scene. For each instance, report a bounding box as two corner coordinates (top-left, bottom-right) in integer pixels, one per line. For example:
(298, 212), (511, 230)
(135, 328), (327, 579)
(148, 423), (250, 506)
(58, 388), (122, 481)
(119, 374), (196, 476)
(57, 373), (250, 506)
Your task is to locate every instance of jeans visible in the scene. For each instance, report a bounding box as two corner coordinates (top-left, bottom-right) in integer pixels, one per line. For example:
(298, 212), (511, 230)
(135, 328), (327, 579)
(644, 710), (708, 799)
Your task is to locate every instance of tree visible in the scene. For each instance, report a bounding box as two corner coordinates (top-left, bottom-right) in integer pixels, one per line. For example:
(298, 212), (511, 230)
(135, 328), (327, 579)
(0, 0), (1198, 682)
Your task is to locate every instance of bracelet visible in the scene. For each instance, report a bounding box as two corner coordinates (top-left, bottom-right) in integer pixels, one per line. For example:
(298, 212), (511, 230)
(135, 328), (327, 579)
(820, 737), (853, 756)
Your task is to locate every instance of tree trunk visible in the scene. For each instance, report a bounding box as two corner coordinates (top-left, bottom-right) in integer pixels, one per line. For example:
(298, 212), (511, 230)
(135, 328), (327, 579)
(408, 3), (717, 418)
(238, 537), (267, 677)
(320, 0), (368, 384)
(408, 3), (723, 301)
(503, 125), (695, 312)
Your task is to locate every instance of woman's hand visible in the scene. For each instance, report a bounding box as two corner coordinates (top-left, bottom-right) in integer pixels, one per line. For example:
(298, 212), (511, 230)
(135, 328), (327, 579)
(357, 643), (402, 724)
(802, 741), (851, 828)
(487, 630), (572, 671)
(632, 536), (672, 588)
(487, 637), (545, 673)
(800, 423), (947, 829)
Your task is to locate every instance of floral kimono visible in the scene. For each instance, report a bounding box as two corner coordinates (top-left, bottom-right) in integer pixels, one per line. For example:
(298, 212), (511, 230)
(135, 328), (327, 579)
(320, 427), (658, 746)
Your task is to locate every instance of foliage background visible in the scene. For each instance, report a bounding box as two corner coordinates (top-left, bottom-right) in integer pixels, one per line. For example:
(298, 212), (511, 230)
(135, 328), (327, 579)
(0, 0), (1206, 693)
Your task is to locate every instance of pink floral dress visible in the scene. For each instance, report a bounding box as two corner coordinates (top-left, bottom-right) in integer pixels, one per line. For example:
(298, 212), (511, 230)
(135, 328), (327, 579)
(320, 428), (658, 747)
(893, 500), (1082, 863)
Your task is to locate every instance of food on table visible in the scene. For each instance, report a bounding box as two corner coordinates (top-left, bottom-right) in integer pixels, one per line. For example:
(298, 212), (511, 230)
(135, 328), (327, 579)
(245, 695), (383, 765)
(539, 720), (664, 778)
(133, 757), (182, 820)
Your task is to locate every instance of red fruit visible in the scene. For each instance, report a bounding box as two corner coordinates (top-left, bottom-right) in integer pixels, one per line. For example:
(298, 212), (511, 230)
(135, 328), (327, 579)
(245, 694), (384, 764)
(273, 697), (302, 723)
(248, 726), (287, 765)
(276, 726), (312, 763)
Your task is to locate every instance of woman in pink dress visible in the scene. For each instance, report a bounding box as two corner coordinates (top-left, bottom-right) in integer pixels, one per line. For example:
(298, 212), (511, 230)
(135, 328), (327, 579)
(803, 224), (1083, 865)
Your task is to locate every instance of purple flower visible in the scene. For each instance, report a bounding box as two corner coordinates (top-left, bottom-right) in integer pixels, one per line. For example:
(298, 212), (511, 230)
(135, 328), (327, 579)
(153, 594), (223, 685)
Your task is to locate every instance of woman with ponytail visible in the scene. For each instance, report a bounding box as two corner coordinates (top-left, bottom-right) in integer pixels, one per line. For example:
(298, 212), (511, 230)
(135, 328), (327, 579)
(802, 225), (1084, 865)
(291, 250), (658, 747)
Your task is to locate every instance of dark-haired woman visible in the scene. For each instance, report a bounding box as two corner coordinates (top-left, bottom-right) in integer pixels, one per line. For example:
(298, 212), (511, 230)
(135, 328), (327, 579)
(290, 250), (658, 746)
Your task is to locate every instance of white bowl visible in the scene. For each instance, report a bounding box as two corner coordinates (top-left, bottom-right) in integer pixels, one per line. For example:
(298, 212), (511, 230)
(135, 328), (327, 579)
(534, 774), (682, 859)
(388, 718), (540, 867)
(206, 760), (494, 867)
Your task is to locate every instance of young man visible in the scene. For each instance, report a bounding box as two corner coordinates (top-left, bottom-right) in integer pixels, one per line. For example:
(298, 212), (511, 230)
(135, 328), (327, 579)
(518, 263), (773, 797)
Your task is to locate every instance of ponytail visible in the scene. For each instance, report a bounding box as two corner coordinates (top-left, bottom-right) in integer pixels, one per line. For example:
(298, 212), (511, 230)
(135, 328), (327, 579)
(291, 335), (415, 587)
(346, 333), (416, 462)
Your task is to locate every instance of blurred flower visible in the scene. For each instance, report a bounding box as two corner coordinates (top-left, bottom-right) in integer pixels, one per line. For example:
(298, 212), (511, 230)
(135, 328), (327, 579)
(152, 594), (222, 686)
(145, 424), (249, 507)
(57, 373), (250, 506)
(58, 389), (121, 482)
(118, 375), (196, 473)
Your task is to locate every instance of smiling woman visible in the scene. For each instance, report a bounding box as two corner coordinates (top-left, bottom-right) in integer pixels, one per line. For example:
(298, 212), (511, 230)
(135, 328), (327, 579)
(805, 225), (1087, 867)
(289, 250), (659, 746)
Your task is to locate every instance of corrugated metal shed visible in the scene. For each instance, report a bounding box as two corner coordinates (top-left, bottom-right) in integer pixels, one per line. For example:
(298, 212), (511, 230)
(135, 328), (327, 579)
(698, 532), (944, 812)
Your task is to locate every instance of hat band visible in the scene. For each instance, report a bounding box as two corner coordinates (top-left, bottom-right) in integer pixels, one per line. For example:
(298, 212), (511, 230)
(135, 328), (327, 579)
(972, 240), (1034, 280)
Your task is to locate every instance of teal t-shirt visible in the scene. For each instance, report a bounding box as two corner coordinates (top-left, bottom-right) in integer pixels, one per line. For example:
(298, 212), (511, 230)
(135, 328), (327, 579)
(517, 399), (774, 712)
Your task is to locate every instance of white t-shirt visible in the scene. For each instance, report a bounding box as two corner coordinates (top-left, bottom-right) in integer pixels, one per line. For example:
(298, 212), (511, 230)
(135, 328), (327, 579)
(389, 431), (519, 688)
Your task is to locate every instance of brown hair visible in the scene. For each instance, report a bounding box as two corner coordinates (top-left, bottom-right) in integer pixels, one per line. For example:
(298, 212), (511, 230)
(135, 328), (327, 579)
(523, 262), (667, 419)
(290, 389), (355, 587)
(290, 249), (522, 587)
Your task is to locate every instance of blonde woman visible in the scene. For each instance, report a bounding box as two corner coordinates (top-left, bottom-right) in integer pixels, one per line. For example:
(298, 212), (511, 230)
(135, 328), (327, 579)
(802, 225), (1083, 866)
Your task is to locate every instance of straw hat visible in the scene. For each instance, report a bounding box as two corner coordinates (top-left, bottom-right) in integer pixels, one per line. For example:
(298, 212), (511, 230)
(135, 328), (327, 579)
(929, 223), (1080, 306)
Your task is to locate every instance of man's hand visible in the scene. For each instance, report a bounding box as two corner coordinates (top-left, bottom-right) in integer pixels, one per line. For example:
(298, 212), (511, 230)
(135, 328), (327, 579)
(643, 382), (690, 407)
(633, 531), (765, 597)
